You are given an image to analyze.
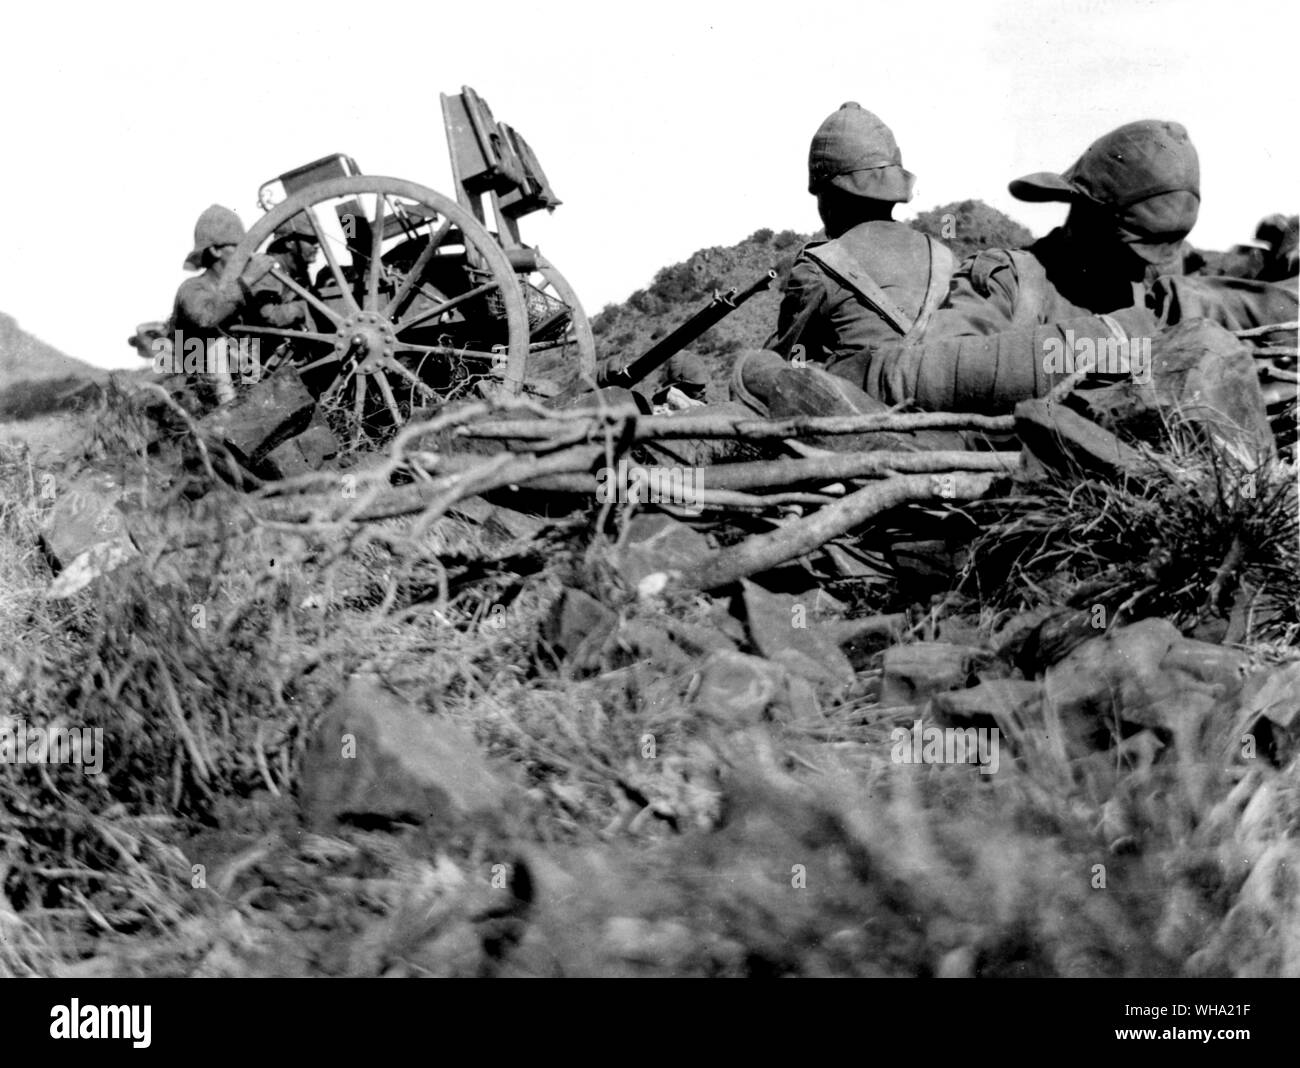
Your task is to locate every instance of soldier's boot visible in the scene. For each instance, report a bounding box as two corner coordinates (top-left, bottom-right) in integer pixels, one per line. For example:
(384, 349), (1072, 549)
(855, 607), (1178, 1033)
(729, 348), (969, 452)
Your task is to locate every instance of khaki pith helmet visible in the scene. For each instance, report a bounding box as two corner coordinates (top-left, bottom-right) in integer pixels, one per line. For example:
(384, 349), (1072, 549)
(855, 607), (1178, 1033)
(184, 205), (245, 270)
(807, 102), (915, 203)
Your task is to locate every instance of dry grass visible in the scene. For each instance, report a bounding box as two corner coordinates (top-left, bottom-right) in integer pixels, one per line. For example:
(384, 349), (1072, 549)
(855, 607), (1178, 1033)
(1, 389), (1299, 976)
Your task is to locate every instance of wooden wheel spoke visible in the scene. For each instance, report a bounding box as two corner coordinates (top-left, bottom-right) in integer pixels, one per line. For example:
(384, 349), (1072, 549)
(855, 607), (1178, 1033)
(298, 353), (342, 373)
(374, 372), (405, 426)
(366, 194), (387, 311)
(302, 207), (362, 316)
(350, 375), (368, 446)
(265, 265), (346, 328)
(383, 218), (453, 320)
(388, 361), (437, 399)
(229, 323), (337, 344)
(395, 279), (500, 334)
(396, 342), (501, 361)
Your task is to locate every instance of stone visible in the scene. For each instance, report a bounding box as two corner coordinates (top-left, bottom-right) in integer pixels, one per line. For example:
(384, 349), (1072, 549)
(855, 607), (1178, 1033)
(1043, 618), (1250, 746)
(1075, 319), (1275, 460)
(540, 587), (618, 668)
(740, 579), (855, 693)
(880, 643), (991, 708)
(39, 470), (139, 594)
(199, 368), (316, 468)
(995, 607), (1098, 676)
(1014, 398), (1151, 482)
(692, 650), (789, 725)
(615, 513), (712, 588)
(1234, 661), (1300, 765)
(298, 675), (505, 831)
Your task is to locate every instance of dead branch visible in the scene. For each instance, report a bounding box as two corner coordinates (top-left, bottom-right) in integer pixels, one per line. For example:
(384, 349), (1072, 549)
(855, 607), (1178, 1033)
(459, 409), (1016, 444)
(675, 472), (998, 591)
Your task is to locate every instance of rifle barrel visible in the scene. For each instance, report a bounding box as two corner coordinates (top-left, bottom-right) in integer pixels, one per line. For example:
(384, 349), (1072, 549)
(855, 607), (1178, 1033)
(599, 268), (777, 389)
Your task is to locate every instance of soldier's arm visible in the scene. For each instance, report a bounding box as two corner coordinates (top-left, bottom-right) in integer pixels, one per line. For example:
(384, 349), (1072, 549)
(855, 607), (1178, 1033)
(765, 256), (828, 362)
(865, 306), (1159, 415)
(1149, 274), (1298, 331)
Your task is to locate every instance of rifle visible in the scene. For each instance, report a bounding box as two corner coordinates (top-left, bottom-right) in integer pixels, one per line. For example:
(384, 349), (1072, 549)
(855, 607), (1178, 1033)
(596, 268), (778, 390)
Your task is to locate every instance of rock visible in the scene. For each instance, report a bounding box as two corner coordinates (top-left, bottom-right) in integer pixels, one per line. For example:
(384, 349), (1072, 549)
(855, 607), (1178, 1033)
(1075, 319), (1275, 459)
(692, 650), (790, 725)
(199, 368), (316, 468)
(1014, 398), (1151, 481)
(615, 513), (711, 588)
(1043, 619), (1250, 747)
(1235, 661), (1300, 765)
(740, 580), (855, 693)
(615, 621), (696, 673)
(298, 675), (505, 831)
(39, 470), (139, 594)
(995, 607), (1098, 676)
(540, 588), (618, 669)
(880, 643), (991, 708)
(933, 680), (1043, 727)
(261, 417), (338, 479)
(602, 916), (696, 966)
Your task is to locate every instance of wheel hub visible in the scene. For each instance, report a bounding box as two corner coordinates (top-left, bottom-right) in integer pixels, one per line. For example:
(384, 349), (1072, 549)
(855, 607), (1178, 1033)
(335, 310), (397, 373)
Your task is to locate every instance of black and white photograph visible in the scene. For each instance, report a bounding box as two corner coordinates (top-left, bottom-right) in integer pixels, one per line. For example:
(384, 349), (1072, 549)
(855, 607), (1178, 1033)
(0, 0), (1296, 1029)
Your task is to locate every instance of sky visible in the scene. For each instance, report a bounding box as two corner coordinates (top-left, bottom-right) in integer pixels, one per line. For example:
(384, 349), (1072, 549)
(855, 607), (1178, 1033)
(3, 0), (1295, 370)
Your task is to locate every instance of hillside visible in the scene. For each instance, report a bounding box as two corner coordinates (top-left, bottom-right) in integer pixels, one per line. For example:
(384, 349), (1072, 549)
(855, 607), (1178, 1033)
(0, 314), (103, 390)
(0, 314), (109, 422)
(590, 199), (1035, 395)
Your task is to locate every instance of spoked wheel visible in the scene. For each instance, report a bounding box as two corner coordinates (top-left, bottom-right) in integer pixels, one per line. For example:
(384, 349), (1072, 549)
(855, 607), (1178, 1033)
(514, 255), (596, 386)
(221, 176), (530, 447)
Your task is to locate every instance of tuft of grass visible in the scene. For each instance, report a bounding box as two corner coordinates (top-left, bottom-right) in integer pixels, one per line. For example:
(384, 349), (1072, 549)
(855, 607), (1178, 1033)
(962, 421), (1298, 642)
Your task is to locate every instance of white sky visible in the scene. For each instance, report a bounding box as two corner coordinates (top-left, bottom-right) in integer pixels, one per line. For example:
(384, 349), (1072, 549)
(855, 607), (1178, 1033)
(3, 0), (1295, 370)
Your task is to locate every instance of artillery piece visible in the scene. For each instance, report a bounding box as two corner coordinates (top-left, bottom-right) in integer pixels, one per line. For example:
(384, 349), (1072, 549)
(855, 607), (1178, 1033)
(220, 87), (594, 445)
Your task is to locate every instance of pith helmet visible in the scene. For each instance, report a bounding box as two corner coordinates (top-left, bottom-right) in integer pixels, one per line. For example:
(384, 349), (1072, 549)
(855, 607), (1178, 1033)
(808, 102), (915, 203)
(1010, 120), (1200, 264)
(268, 212), (319, 253)
(184, 205), (245, 270)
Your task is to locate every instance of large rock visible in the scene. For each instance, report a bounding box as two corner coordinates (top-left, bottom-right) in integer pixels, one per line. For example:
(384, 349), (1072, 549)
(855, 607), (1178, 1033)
(261, 415), (338, 478)
(1075, 319), (1275, 460)
(1043, 619), (1250, 748)
(200, 369), (316, 468)
(39, 470), (140, 596)
(299, 675), (505, 831)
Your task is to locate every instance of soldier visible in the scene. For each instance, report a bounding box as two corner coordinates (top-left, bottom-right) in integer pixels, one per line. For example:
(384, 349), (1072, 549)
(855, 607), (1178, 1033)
(260, 214), (320, 328)
(732, 104), (966, 449)
(1254, 213), (1299, 281)
(863, 120), (1297, 414)
(170, 205), (304, 406)
(764, 102), (954, 384)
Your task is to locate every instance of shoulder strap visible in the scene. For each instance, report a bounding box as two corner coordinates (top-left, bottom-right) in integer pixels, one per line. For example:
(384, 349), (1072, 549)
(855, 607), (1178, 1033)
(901, 237), (955, 343)
(804, 240), (915, 335)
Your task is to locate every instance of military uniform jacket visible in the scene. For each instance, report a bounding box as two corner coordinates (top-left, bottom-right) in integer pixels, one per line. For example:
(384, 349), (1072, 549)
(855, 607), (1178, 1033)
(766, 220), (953, 384)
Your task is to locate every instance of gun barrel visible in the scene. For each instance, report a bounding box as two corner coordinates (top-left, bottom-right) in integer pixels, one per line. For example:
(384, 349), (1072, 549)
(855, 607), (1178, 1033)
(599, 268), (777, 389)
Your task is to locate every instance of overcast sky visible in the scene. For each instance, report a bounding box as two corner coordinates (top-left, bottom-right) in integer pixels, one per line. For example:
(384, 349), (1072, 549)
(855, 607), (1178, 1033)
(4, 0), (1295, 370)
